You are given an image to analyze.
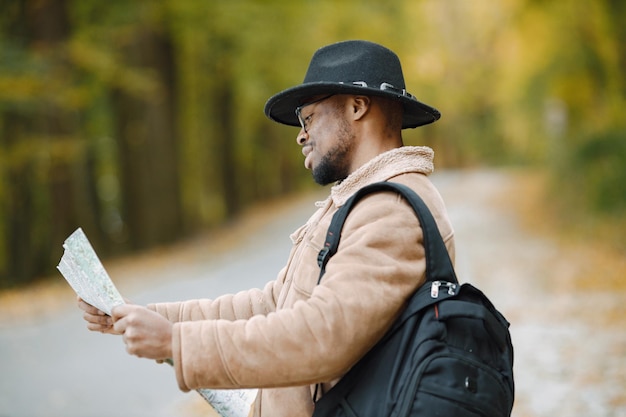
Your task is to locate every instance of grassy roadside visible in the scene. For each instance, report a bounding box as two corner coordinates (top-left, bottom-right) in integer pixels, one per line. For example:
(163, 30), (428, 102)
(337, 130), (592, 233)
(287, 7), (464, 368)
(501, 169), (626, 293)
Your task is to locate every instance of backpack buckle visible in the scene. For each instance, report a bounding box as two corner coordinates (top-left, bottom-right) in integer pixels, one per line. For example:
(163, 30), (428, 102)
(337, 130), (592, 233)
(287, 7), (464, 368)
(317, 247), (330, 268)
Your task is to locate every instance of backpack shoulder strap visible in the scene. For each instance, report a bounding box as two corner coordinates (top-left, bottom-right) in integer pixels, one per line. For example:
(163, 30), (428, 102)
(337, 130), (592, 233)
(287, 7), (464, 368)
(317, 181), (457, 285)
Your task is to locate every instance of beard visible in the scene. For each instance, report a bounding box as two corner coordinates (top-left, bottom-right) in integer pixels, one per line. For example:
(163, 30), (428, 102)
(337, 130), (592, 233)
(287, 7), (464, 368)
(311, 118), (355, 185)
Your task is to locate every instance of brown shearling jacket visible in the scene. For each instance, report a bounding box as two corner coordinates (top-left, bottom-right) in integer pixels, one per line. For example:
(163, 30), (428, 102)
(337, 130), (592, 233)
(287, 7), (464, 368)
(150, 146), (455, 417)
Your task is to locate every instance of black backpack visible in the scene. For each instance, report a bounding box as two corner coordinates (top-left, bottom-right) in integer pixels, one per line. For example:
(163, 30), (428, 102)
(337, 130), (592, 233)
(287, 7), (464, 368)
(313, 182), (514, 417)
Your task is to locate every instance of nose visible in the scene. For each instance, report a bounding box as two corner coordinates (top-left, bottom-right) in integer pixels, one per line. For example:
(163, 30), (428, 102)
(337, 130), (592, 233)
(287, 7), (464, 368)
(296, 129), (308, 145)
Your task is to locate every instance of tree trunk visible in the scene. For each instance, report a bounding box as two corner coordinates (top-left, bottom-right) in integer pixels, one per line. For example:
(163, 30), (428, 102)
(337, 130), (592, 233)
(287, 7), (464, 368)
(213, 68), (239, 216)
(0, 0), (102, 286)
(112, 26), (183, 250)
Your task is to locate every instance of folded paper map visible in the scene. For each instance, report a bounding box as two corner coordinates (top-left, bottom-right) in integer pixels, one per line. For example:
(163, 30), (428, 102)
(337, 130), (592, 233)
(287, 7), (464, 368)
(57, 227), (256, 417)
(57, 228), (124, 315)
(196, 388), (256, 417)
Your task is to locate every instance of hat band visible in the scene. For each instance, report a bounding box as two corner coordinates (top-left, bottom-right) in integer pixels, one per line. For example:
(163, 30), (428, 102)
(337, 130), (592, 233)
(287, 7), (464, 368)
(339, 81), (415, 99)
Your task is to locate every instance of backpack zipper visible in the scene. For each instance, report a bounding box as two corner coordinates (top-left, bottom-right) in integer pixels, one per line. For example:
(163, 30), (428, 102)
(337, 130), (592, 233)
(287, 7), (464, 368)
(397, 352), (512, 417)
(430, 280), (457, 298)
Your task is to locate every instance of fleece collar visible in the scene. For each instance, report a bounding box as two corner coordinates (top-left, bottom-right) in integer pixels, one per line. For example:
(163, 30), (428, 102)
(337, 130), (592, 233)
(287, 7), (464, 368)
(317, 146), (434, 208)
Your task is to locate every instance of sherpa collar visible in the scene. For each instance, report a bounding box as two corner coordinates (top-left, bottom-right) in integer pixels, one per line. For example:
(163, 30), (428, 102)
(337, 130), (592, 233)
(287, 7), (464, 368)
(319, 146), (434, 208)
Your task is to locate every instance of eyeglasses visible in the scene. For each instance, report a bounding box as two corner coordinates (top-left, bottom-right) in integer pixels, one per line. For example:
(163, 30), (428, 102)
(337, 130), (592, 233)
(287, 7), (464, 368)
(295, 95), (334, 133)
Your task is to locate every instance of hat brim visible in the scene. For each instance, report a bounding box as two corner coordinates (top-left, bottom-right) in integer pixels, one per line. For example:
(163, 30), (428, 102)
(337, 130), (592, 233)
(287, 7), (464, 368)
(264, 82), (441, 129)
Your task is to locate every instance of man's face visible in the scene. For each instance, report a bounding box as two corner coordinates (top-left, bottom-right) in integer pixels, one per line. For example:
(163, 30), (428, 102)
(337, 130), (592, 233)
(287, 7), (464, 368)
(297, 96), (356, 185)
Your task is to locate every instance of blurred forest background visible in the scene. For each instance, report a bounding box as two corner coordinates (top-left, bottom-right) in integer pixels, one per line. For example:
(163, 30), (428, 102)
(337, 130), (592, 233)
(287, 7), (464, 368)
(0, 0), (624, 288)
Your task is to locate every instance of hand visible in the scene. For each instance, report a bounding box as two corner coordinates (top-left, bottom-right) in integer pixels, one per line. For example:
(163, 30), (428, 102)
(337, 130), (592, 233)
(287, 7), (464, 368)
(78, 297), (120, 335)
(112, 304), (173, 360)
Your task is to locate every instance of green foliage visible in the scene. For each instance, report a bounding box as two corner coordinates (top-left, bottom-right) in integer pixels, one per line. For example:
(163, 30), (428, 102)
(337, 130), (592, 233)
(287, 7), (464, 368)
(567, 126), (626, 214)
(0, 0), (624, 287)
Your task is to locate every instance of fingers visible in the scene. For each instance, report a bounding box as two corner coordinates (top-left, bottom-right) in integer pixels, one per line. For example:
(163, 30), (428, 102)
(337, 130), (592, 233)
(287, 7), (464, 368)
(110, 305), (173, 360)
(111, 303), (136, 321)
(111, 304), (148, 339)
(84, 313), (113, 328)
(77, 297), (119, 334)
(77, 298), (172, 360)
(77, 297), (104, 315)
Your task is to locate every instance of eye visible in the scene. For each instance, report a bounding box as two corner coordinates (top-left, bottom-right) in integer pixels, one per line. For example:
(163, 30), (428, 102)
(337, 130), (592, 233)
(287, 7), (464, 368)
(304, 113), (313, 129)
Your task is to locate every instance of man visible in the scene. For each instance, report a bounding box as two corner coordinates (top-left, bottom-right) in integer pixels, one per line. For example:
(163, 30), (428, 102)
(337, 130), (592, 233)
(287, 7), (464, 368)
(79, 40), (455, 416)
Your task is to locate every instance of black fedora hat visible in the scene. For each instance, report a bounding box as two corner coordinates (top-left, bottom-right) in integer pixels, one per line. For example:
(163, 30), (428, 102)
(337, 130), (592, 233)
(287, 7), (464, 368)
(264, 40), (441, 129)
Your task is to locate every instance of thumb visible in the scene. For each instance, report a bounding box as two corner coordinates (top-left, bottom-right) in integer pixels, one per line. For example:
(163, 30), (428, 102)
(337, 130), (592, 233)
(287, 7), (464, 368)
(111, 303), (136, 322)
(111, 305), (129, 334)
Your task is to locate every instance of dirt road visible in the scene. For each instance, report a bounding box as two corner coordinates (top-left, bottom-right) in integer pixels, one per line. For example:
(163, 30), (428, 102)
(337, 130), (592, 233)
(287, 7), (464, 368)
(0, 169), (624, 417)
(438, 171), (625, 417)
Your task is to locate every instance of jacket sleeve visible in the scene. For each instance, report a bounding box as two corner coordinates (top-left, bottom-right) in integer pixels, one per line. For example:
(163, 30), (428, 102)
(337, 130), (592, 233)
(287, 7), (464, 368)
(148, 269), (284, 322)
(171, 191), (452, 391)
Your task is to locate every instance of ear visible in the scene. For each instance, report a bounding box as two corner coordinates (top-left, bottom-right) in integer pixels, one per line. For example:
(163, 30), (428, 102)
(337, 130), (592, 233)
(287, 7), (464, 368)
(350, 96), (371, 121)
